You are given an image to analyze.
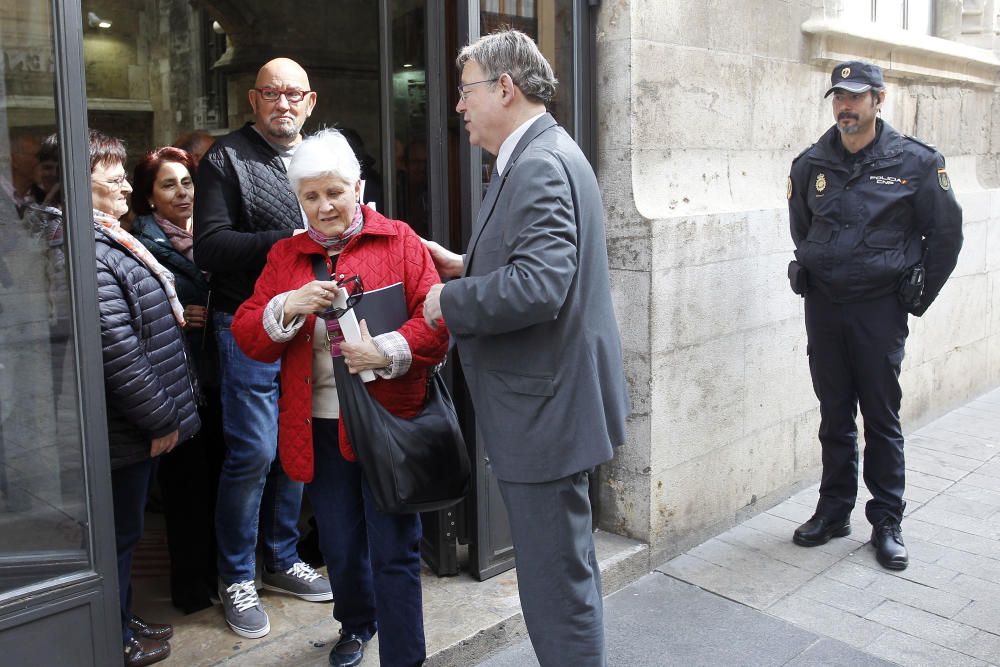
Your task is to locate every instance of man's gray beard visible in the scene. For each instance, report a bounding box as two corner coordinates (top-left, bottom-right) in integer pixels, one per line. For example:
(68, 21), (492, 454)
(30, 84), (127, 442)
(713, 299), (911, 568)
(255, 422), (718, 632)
(838, 123), (862, 136)
(266, 122), (301, 140)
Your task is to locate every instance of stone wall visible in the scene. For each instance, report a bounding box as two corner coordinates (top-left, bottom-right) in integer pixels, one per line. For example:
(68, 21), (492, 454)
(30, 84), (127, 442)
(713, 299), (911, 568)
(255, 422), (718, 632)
(595, 0), (1000, 564)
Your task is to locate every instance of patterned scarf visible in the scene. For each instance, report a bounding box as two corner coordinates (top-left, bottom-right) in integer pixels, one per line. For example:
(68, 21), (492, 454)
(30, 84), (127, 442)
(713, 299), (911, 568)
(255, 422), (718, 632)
(154, 213), (194, 262)
(93, 210), (186, 326)
(306, 203), (364, 252)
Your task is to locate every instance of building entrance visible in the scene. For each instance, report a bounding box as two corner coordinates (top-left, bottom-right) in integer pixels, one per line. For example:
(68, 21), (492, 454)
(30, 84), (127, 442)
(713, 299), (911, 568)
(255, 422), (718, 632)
(1, 0), (596, 662)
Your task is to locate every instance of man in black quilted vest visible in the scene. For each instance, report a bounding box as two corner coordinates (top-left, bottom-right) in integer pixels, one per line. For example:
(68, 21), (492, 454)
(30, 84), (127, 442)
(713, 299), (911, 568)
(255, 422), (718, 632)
(194, 57), (332, 640)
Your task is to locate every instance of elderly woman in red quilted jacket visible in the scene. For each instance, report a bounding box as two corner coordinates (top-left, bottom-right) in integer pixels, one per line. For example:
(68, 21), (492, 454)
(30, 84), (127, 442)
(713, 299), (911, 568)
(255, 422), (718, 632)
(232, 129), (448, 667)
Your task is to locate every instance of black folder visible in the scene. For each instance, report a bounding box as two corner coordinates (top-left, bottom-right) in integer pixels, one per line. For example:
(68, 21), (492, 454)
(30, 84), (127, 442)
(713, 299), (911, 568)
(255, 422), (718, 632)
(353, 282), (407, 335)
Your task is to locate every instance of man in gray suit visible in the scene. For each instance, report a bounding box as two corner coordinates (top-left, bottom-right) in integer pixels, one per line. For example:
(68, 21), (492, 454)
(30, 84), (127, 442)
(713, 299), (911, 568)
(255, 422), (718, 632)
(422, 29), (630, 667)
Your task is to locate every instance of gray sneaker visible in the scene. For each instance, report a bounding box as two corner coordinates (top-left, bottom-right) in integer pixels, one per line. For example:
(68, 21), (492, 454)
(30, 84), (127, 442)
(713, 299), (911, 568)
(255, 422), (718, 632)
(219, 580), (270, 639)
(261, 561), (333, 602)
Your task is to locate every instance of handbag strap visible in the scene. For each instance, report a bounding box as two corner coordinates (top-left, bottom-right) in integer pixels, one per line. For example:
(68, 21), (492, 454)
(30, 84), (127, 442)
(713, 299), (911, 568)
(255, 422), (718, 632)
(312, 254), (333, 282)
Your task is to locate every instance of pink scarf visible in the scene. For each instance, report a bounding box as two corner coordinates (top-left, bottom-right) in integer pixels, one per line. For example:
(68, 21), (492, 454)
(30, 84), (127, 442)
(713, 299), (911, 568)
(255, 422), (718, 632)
(93, 210), (186, 326)
(154, 214), (194, 262)
(306, 203), (364, 252)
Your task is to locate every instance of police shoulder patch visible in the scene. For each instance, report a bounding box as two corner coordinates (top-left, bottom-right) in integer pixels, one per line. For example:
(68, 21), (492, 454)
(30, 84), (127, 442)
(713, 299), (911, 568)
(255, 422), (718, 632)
(937, 168), (951, 191)
(787, 176), (793, 200)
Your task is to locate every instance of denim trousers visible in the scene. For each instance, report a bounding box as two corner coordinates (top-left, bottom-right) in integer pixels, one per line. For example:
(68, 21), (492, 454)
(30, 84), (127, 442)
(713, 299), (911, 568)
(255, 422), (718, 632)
(214, 311), (303, 584)
(308, 418), (425, 667)
(111, 457), (158, 645)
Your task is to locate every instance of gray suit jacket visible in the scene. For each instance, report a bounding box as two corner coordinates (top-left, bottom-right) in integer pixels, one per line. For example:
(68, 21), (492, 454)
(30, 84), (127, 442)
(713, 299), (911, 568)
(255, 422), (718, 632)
(441, 113), (630, 483)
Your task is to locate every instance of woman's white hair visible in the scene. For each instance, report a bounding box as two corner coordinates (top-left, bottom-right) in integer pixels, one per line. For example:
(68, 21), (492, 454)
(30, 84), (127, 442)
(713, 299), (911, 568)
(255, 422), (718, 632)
(287, 128), (361, 191)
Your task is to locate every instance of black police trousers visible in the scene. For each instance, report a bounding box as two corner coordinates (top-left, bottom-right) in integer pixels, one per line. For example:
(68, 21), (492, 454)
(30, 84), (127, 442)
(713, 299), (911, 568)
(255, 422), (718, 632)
(805, 290), (908, 525)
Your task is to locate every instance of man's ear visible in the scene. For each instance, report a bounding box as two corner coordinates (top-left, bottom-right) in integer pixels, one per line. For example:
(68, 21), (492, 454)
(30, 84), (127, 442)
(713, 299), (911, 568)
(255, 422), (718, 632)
(248, 89), (258, 114)
(498, 73), (517, 107)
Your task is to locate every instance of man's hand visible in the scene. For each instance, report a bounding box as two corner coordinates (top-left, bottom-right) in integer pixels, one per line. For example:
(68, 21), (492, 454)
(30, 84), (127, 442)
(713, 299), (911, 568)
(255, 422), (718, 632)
(423, 283), (444, 330)
(151, 430), (179, 457)
(183, 304), (208, 329)
(340, 319), (389, 374)
(421, 238), (464, 279)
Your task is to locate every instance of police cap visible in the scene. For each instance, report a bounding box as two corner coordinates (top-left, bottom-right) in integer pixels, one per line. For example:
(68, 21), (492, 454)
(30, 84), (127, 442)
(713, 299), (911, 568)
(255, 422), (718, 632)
(824, 61), (884, 98)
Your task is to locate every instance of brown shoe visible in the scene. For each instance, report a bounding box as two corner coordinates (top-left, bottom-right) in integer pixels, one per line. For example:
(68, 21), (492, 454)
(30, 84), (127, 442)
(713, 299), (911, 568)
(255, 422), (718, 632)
(128, 615), (174, 640)
(123, 635), (170, 667)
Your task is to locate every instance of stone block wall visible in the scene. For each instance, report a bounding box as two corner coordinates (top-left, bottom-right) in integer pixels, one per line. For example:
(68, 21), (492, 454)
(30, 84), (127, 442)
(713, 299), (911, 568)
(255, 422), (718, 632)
(595, 0), (1000, 563)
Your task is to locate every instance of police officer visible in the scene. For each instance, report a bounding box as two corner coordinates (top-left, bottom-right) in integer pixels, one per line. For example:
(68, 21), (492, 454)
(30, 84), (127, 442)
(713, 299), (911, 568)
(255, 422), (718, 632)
(787, 61), (963, 571)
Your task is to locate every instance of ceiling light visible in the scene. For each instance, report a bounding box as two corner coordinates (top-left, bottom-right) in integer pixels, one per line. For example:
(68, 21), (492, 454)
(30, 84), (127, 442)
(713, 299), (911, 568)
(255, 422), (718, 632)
(88, 11), (111, 29)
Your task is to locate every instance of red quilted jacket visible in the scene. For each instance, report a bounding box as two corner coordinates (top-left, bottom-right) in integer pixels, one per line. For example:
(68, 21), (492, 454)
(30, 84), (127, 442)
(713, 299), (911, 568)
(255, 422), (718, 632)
(232, 207), (449, 482)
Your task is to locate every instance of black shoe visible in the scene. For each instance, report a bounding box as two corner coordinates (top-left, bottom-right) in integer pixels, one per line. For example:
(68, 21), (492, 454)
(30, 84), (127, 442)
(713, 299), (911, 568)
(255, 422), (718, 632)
(793, 514), (851, 547)
(128, 615), (173, 641)
(871, 518), (908, 570)
(123, 635), (170, 667)
(328, 631), (365, 667)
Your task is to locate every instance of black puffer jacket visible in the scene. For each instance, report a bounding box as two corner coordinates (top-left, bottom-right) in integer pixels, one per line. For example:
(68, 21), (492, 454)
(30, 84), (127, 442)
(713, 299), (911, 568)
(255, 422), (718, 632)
(95, 225), (200, 469)
(193, 123), (302, 314)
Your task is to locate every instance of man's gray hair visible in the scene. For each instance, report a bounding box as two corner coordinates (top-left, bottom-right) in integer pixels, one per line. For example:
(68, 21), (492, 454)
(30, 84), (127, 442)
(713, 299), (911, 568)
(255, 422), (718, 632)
(457, 29), (557, 104)
(287, 128), (360, 191)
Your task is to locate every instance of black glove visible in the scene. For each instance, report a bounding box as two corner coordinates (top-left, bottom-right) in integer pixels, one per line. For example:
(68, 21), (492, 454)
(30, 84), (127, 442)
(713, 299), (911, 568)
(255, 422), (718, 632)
(788, 260), (809, 296)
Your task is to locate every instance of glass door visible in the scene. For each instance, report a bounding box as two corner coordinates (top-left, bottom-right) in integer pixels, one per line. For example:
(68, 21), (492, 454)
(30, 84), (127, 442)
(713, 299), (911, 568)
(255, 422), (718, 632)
(0, 0), (120, 663)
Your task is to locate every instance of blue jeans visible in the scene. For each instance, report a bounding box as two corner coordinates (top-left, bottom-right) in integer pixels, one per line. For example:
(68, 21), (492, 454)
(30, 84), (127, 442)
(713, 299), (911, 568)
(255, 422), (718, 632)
(112, 457), (158, 645)
(308, 418), (425, 667)
(214, 311), (303, 584)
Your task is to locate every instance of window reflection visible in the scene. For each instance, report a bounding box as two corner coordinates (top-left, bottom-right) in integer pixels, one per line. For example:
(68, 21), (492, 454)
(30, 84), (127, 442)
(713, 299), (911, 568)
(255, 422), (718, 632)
(479, 0), (575, 185)
(0, 0), (88, 595)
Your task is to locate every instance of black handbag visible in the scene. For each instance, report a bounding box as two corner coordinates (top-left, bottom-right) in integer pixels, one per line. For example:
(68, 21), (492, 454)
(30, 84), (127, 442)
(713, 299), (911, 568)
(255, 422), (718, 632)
(330, 333), (471, 514)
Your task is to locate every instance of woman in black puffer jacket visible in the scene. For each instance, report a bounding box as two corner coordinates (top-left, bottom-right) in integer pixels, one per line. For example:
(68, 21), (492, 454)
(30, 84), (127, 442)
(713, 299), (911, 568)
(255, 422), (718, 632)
(89, 129), (200, 667)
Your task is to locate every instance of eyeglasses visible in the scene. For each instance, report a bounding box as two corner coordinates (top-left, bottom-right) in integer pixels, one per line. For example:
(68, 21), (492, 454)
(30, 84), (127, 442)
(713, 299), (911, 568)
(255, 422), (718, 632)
(457, 77), (500, 102)
(92, 175), (129, 189)
(253, 87), (311, 103)
(318, 274), (364, 320)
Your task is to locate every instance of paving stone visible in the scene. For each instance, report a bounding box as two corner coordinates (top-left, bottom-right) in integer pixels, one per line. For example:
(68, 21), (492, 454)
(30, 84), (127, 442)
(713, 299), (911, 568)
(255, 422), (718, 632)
(903, 484), (939, 505)
(767, 595), (888, 649)
(784, 639), (897, 666)
(864, 600), (979, 651)
(923, 493), (999, 520)
(976, 460), (1000, 479)
(917, 522), (1000, 560)
(938, 573), (1000, 604)
(962, 472), (1000, 493)
(864, 628), (988, 667)
(936, 550), (1000, 586)
(850, 549), (961, 589)
(955, 599), (1000, 635)
(791, 575), (886, 616)
(863, 568), (972, 618)
(946, 480), (1000, 511)
(825, 560), (882, 589)
(714, 524), (846, 574)
(954, 630), (1000, 665)
(905, 536), (953, 564)
(907, 445), (982, 480)
(662, 551), (811, 611)
(908, 432), (998, 462)
(909, 504), (1000, 541)
(906, 468), (960, 493)
(766, 500), (814, 524)
(929, 414), (1000, 442)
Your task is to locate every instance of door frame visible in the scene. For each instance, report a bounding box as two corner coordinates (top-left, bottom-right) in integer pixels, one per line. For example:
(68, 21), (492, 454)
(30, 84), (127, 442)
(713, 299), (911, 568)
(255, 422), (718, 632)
(0, 0), (120, 662)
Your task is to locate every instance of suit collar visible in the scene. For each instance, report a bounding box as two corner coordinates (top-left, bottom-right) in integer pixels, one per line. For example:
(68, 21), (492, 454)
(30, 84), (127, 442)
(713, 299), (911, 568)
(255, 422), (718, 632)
(502, 113), (557, 177)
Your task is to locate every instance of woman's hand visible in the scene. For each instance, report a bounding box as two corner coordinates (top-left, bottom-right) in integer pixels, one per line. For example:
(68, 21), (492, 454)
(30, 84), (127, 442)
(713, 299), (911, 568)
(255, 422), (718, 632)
(282, 279), (340, 326)
(151, 429), (179, 457)
(340, 320), (389, 374)
(183, 304), (208, 329)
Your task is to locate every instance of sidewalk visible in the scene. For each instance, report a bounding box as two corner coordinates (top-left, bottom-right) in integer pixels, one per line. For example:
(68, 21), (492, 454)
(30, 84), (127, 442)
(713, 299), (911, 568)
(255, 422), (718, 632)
(478, 389), (1000, 666)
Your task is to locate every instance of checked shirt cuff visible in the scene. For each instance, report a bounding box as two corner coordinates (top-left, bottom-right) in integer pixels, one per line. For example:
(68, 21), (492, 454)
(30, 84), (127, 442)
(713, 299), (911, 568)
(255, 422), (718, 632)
(263, 292), (305, 342)
(372, 331), (411, 379)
